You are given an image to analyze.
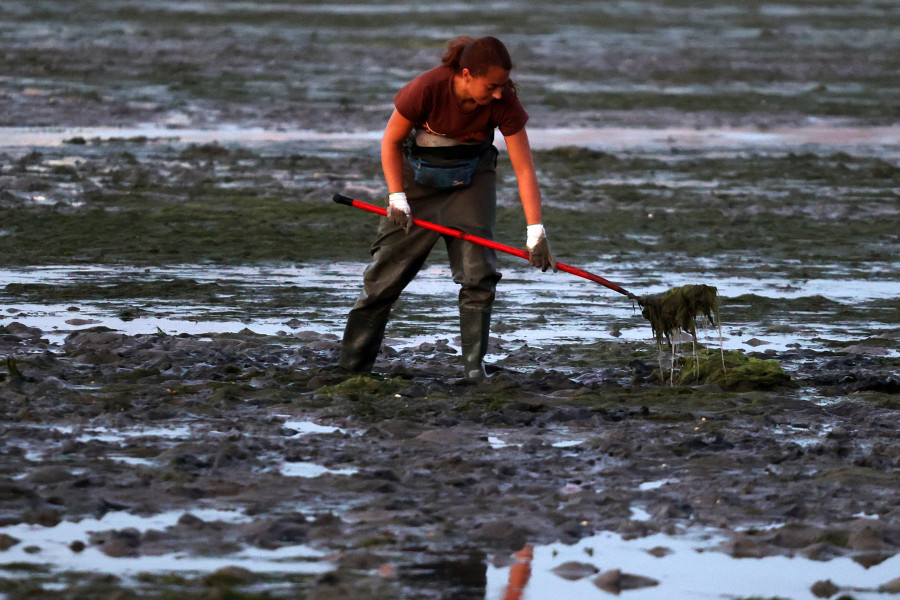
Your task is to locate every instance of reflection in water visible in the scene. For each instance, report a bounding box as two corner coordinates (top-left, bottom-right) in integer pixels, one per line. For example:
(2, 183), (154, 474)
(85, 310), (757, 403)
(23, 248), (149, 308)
(501, 545), (534, 600)
(398, 550), (488, 600)
(485, 530), (900, 600)
(0, 510), (331, 576)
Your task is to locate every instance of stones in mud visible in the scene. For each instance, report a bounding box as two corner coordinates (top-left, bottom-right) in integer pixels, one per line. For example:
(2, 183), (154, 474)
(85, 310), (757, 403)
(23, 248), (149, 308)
(306, 513), (344, 541)
(370, 420), (425, 440)
(0, 533), (20, 551)
(473, 520), (532, 551)
(810, 579), (840, 598)
(803, 353), (900, 394)
(24, 465), (74, 485)
(203, 565), (256, 587)
(90, 527), (142, 557)
(845, 525), (886, 551)
(415, 428), (478, 447)
(879, 576), (900, 594)
(550, 560), (599, 580)
(765, 523), (827, 549)
(649, 501), (693, 521)
(801, 542), (843, 562)
(723, 532), (777, 558)
(243, 516), (309, 550)
(335, 548), (385, 570)
(23, 508), (62, 528)
(1, 322), (45, 340)
(751, 517), (900, 566)
(645, 545), (672, 557)
(592, 568), (659, 593)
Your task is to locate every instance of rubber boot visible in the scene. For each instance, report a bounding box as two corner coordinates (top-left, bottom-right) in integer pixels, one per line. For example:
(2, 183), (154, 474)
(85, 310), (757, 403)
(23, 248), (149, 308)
(338, 311), (388, 373)
(460, 309), (491, 382)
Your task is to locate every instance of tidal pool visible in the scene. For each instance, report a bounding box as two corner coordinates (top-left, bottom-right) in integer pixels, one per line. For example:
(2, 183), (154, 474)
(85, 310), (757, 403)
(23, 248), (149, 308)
(0, 510), (332, 578)
(484, 528), (900, 600)
(1, 261), (896, 359)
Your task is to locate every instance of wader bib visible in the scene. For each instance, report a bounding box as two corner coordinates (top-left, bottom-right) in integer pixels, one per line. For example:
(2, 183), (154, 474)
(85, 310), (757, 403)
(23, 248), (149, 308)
(339, 134), (501, 378)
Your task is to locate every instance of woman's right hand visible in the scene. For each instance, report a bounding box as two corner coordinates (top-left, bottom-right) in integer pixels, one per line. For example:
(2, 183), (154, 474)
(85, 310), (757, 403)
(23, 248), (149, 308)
(387, 192), (412, 233)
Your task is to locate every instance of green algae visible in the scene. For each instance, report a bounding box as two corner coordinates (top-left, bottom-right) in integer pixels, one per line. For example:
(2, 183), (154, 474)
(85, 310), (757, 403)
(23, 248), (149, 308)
(0, 143), (896, 273)
(671, 349), (795, 391)
(640, 284), (719, 346)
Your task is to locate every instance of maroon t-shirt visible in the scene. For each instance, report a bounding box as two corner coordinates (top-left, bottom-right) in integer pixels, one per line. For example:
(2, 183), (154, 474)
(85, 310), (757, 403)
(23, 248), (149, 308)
(394, 65), (529, 144)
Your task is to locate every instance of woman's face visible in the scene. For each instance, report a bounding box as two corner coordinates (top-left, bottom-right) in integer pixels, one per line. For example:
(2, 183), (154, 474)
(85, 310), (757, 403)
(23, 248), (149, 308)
(463, 66), (511, 105)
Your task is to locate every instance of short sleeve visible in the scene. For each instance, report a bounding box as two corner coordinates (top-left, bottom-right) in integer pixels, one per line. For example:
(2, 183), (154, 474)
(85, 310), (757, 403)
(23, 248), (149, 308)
(394, 73), (433, 124)
(495, 94), (529, 137)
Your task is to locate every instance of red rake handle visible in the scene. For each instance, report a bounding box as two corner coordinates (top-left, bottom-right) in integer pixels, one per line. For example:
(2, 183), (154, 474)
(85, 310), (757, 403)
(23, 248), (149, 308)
(333, 194), (638, 300)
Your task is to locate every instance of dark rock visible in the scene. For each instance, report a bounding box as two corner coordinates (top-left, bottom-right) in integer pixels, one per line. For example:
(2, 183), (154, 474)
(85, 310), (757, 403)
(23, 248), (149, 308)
(25, 466), (73, 484)
(879, 577), (900, 594)
(0, 533), (20, 551)
(593, 568), (659, 593)
(810, 579), (840, 598)
(203, 566), (256, 587)
(551, 560), (599, 581)
(474, 520), (531, 551)
(24, 508), (62, 527)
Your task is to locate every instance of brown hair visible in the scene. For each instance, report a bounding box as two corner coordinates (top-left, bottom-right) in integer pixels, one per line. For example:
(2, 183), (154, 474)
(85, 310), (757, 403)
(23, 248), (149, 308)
(441, 36), (514, 77)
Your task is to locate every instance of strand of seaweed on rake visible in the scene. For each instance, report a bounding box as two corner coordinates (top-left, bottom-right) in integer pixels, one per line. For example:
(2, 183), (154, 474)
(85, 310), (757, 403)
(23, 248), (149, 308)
(639, 285), (724, 385)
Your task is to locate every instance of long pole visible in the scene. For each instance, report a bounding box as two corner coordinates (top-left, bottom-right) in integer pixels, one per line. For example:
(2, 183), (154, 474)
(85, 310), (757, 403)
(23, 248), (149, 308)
(333, 194), (639, 301)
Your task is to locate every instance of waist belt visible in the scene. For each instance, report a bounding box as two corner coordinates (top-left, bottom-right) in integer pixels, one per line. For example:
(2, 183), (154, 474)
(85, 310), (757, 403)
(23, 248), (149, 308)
(405, 131), (494, 162)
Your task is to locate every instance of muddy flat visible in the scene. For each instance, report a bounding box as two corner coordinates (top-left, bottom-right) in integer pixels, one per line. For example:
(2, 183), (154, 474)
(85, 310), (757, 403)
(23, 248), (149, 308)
(1, 1), (899, 599)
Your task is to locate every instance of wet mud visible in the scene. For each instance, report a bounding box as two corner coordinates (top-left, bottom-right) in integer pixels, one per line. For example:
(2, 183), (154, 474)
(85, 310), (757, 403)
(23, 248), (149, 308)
(0, 324), (899, 599)
(2, 1), (900, 599)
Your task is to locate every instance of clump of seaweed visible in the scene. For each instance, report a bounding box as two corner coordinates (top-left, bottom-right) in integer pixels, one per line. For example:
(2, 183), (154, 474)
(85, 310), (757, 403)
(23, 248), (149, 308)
(639, 284), (719, 345)
(639, 284), (722, 385)
(639, 286), (792, 390)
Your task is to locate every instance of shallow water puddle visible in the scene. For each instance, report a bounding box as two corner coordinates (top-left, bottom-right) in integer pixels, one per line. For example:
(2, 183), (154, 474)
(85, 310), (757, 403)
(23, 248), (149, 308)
(278, 419), (344, 436)
(16, 418), (351, 477)
(487, 436), (509, 449)
(771, 423), (836, 447)
(637, 479), (677, 491)
(484, 528), (900, 600)
(486, 426), (587, 451)
(629, 506), (654, 522)
(279, 462), (359, 478)
(552, 440), (584, 449)
(0, 509), (332, 578)
(73, 424), (195, 444)
(2, 262), (896, 358)
(15, 422), (197, 465)
(273, 416), (356, 477)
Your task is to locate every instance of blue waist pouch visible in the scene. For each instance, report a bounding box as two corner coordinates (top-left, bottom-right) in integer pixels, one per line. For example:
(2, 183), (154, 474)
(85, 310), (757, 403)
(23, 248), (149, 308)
(408, 154), (481, 189)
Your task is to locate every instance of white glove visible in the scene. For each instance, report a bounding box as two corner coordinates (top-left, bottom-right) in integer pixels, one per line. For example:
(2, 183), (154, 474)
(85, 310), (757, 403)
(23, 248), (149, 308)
(526, 224), (557, 272)
(387, 192), (412, 233)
